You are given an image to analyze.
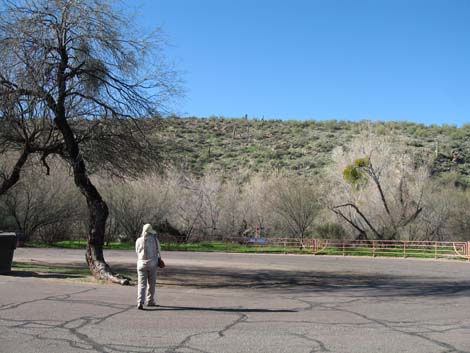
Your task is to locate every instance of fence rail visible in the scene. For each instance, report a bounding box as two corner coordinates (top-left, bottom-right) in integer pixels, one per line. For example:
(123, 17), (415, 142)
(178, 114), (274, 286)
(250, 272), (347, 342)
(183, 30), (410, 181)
(224, 237), (470, 261)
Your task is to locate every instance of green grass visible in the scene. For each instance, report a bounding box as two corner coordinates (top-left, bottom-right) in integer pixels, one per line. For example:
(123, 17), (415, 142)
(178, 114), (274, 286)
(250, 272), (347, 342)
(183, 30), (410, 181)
(23, 240), (467, 260)
(162, 241), (293, 253)
(11, 261), (90, 277)
(25, 240), (133, 250)
(25, 240), (310, 253)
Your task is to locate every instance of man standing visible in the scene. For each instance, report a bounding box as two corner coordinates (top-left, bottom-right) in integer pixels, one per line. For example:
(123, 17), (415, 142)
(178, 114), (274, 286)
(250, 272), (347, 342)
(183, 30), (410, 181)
(135, 224), (165, 310)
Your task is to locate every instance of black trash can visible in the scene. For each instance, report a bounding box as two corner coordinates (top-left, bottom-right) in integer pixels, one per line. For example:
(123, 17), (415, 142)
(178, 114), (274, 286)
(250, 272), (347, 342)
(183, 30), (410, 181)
(0, 232), (17, 274)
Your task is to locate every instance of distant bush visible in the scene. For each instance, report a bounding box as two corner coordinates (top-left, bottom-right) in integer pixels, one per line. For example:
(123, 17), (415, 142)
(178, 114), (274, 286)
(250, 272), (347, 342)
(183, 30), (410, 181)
(316, 223), (346, 239)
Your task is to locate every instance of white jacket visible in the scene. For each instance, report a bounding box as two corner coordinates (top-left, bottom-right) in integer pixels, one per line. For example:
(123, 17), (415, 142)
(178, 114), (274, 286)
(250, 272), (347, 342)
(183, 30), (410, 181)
(135, 234), (161, 267)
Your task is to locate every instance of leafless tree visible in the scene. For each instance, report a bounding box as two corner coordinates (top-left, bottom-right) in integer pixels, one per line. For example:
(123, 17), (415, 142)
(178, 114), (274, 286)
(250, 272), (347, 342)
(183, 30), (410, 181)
(0, 0), (179, 283)
(271, 177), (321, 241)
(197, 174), (224, 239)
(429, 184), (470, 241)
(240, 176), (278, 237)
(327, 135), (431, 240)
(170, 173), (206, 242)
(217, 179), (245, 239)
(0, 161), (83, 242)
(101, 174), (172, 241)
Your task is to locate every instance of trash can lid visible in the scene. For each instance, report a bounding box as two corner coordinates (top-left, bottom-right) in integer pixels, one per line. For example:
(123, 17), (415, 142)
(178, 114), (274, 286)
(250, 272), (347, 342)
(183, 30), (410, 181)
(0, 232), (17, 237)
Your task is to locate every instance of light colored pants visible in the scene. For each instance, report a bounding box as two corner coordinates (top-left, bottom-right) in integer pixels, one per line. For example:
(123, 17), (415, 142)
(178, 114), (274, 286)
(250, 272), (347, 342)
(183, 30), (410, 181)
(137, 260), (157, 305)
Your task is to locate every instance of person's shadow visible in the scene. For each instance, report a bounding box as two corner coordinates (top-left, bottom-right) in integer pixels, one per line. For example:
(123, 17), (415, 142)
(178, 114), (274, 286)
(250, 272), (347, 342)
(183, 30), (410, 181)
(142, 305), (296, 313)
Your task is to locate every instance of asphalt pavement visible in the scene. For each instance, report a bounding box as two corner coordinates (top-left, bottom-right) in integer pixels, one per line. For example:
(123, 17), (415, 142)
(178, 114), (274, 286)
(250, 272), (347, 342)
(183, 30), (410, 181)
(1, 248), (470, 353)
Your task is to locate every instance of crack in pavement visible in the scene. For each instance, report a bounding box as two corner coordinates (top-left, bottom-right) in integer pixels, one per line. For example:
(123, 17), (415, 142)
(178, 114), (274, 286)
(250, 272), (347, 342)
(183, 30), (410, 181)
(164, 311), (252, 353)
(2, 316), (171, 353)
(1, 289), (267, 353)
(0, 288), (149, 353)
(286, 296), (470, 353)
(217, 312), (248, 338)
(164, 330), (212, 353)
(0, 288), (96, 311)
(290, 332), (331, 353)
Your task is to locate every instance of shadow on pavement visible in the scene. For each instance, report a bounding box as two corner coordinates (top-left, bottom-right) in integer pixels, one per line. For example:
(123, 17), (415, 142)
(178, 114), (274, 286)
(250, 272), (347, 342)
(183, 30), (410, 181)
(3, 270), (85, 279)
(9, 261), (470, 299)
(154, 265), (470, 298)
(148, 305), (296, 313)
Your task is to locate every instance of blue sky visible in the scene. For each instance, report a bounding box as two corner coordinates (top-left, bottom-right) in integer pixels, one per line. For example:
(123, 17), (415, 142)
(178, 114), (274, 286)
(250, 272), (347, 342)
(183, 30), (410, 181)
(127, 0), (470, 125)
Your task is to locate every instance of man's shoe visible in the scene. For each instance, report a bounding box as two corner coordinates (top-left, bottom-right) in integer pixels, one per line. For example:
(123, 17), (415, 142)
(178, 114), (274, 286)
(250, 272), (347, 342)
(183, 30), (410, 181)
(137, 304), (144, 310)
(147, 302), (159, 307)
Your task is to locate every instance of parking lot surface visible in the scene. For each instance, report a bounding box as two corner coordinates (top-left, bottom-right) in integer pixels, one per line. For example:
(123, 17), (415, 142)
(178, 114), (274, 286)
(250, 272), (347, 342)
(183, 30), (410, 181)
(1, 248), (470, 353)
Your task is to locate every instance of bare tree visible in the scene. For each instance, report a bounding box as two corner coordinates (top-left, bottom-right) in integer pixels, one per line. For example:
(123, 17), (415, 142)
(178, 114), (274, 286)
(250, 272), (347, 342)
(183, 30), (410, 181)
(170, 173), (206, 242)
(102, 174), (172, 242)
(0, 0), (179, 283)
(271, 177), (321, 241)
(327, 135), (431, 240)
(240, 176), (278, 238)
(425, 183), (470, 242)
(197, 174), (224, 239)
(0, 161), (83, 242)
(218, 179), (245, 239)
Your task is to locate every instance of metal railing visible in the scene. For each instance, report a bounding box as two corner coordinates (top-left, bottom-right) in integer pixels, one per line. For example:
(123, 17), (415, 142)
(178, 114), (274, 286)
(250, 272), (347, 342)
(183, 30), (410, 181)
(225, 237), (470, 261)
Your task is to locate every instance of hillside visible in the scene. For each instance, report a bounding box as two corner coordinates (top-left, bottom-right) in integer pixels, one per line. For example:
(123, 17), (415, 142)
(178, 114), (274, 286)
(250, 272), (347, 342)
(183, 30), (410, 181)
(155, 116), (470, 183)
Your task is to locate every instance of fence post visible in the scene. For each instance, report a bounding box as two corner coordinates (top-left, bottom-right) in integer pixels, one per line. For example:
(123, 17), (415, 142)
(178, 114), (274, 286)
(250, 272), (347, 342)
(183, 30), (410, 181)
(467, 242), (470, 262)
(342, 240), (345, 256)
(403, 241), (406, 258)
(435, 241), (438, 260)
(372, 240), (376, 257)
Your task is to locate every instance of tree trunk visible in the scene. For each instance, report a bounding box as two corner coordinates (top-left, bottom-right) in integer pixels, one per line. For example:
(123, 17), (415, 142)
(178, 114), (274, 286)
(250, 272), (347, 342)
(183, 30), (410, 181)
(84, 198), (130, 285)
(69, 152), (130, 284)
(71, 154), (131, 285)
(54, 108), (130, 285)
